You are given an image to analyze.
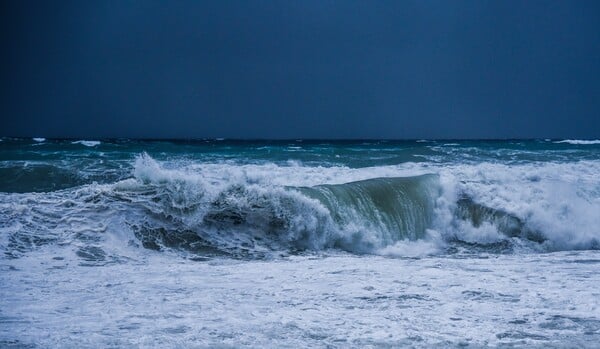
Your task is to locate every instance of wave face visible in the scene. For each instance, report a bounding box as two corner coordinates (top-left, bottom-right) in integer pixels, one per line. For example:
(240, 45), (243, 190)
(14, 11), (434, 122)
(300, 176), (439, 249)
(1, 139), (600, 259)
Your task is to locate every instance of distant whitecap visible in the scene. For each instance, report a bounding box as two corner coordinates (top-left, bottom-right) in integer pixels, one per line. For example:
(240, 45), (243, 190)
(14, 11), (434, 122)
(554, 139), (600, 145)
(72, 140), (101, 147)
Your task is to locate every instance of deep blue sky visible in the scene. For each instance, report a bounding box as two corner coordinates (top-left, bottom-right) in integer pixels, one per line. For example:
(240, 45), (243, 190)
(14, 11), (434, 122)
(1, 1), (599, 139)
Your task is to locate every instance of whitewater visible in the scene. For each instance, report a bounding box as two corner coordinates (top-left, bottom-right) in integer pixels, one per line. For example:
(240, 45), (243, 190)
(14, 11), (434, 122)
(1, 139), (599, 347)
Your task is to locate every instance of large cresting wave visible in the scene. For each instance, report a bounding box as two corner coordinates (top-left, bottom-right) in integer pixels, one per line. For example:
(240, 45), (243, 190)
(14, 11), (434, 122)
(1, 153), (599, 259)
(110, 154), (441, 256)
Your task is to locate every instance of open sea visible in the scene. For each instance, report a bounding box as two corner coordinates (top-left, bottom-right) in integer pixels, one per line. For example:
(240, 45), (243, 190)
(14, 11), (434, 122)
(1, 138), (599, 348)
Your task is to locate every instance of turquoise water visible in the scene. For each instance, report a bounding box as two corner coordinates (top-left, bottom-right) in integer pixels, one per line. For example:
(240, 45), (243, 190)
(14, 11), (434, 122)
(1, 138), (599, 192)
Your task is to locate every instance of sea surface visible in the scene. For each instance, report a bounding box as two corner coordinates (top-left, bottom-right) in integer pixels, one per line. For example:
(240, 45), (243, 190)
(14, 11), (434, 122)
(1, 138), (599, 348)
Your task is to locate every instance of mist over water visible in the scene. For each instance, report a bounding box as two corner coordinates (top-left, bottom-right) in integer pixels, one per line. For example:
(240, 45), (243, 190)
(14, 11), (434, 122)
(1, 139), (599, 347)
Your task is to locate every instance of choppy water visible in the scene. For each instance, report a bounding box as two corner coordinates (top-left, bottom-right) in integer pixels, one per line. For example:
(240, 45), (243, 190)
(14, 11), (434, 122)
(1, 138), (599, 347)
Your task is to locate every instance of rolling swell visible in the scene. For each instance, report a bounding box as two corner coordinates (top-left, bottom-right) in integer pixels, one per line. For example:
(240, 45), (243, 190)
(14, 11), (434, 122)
(0, 164), (83, 193)
(0, 162), (128, 193)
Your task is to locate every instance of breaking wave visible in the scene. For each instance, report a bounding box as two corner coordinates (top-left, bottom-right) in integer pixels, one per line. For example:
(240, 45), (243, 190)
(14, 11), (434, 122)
(108, 154), (442, 256)
(1, 154), (599, 259)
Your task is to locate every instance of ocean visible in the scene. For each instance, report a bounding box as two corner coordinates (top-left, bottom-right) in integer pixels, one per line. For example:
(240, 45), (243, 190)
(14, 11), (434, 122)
(1, 138), (599, 348)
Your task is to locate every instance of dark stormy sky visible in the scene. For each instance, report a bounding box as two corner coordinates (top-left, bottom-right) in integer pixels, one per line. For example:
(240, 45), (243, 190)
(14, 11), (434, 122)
(1, 1), (599, 139)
